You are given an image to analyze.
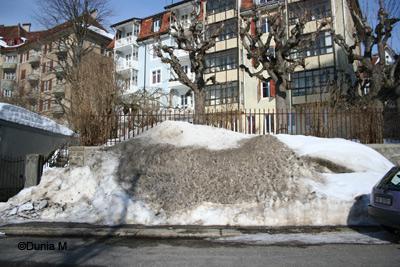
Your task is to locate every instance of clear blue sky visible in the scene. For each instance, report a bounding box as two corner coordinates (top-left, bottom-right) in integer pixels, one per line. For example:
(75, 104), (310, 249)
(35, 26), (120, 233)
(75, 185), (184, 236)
(0, 0), (174, 31)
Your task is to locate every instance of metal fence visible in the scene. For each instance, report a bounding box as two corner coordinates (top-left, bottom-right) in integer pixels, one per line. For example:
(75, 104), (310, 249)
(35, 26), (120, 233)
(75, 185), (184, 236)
(104, 108), (400, 146)
(0, 156), (25, 202)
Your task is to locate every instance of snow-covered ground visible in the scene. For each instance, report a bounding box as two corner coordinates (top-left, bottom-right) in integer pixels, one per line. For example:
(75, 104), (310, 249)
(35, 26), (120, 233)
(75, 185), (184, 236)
(213, 231), (394, 245)
(0, 103), (73, 136)
(0, 121), (394, 226)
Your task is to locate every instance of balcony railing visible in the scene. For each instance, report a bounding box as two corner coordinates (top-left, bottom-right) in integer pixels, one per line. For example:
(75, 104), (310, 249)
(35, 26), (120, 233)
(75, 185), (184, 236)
(1, 62), (17, 70)
(27, 73), (40, 84)
(53, 84), (65, 98)
(0, 79), (16, 90)
(115, 36), (136, 48)
(28, 54), (41, 68)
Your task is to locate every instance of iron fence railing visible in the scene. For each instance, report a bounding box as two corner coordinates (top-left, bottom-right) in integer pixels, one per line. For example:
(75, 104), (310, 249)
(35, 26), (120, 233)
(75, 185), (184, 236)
(0, 155), (25, 202)
(102, 108), (400, 146)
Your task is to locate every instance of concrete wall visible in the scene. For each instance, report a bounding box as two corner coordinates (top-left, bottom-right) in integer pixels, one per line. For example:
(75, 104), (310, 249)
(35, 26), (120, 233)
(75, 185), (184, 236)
(68, 146), (100, 167)
(367, 144), (400, 166)
(0, 119), (76, 157)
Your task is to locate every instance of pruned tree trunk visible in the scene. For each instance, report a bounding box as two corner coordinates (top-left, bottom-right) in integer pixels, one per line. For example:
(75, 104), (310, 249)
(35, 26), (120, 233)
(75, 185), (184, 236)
(194, 90), (206, 124)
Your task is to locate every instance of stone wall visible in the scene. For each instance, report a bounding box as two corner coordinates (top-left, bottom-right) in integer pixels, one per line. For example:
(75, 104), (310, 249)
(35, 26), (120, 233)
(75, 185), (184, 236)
(367, 144), (400, 165)
(69, 146), (100, 167)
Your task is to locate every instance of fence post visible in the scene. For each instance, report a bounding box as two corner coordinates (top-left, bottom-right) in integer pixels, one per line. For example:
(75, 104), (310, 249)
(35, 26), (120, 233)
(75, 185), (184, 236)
(24, 154), (41, 188)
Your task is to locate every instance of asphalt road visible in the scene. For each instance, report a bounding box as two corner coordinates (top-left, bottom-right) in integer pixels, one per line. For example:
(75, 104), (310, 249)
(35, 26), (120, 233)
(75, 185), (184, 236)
(0, 235), (399, 267)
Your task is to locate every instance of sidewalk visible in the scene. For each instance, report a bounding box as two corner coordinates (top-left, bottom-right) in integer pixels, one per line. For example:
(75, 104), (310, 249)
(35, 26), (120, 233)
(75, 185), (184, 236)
(0, 222), (377, 239)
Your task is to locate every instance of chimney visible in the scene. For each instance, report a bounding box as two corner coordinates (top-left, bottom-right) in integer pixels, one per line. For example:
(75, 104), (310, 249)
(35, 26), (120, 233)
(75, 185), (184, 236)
(22, 23), (31, 32)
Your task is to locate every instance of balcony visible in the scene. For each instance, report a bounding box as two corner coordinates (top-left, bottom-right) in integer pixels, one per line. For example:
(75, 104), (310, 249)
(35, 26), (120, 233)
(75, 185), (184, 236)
(52, 84), (65, 98)
(0, 79), (16, 90)
(54, 66), (64, 79)
(51, 104), (64, 116)
(28, 54), (41, 68)
(115, 36), (136, 49)
(27, 73), (40, 85)
(1, 62), (17, 70)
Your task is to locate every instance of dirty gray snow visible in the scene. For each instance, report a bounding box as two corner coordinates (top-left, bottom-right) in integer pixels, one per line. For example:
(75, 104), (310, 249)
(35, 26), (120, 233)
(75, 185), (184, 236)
(0, 121), (393, 226)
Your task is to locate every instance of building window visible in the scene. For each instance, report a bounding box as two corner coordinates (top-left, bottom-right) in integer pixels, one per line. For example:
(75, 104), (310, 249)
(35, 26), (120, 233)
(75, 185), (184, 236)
(205, 48), (238, 73)
(5, 55), (17, 63)
(262, 80), (271, 98)
(289, 0), (331, 25)
(205, 81), (239, 106)
(4, 71), (16, 80)
(132, 70), (138, 86)
(2, 89), (12, 97)
(291, 31), (333, 59)
(291, 67), (335, 96)
(206, 18), (238, 42)
(261, 17), (269, 33)
(134, 24), (140, 36)
(132, 46), (139, 60)
(153, 19), (161, 32)
(21, 69), (26, 80)
(152, 70), (161, 84)
(206, 0), (236, 14)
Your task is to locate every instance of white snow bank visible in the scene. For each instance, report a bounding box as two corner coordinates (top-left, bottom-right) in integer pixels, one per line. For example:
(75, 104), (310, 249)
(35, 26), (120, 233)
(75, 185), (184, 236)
(276, 135), (393, 173)
(88, 26), (114, 39)
(0, 152), (161, 225)
(0, 232), (5, 237)
(0, 124), (395, 226)
(136, 121), (252, 150)
(214, 231), (392, 245)
(0, 103), (73, 136)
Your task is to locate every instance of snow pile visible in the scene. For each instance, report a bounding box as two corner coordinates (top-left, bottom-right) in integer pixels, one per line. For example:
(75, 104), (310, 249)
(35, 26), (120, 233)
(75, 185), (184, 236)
(136, 121), (252, 150)
(0, 151), (160, 225)
(88, 26), (114, 39)
(0, 103), (73, 136)
(0, 122), (394, 226)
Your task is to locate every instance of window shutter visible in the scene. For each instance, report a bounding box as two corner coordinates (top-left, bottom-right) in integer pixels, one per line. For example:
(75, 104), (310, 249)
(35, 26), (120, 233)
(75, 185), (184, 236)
(27, 51), (29, 60)
(20, 54), (23, 63)
(48, 100), (51, 109)
(42, 64), (46, 73)
(50, 60), (54, 70)
(49, 79), (52, 91)
(39, 100), (43, 111)
(270, 79), (276, 97)
(44, 45), (47, 54)
(21, 70), (26, 80)
(250, 19), (256, 37)
(257, 80), (261, 102)
(41, 81), (44, 92)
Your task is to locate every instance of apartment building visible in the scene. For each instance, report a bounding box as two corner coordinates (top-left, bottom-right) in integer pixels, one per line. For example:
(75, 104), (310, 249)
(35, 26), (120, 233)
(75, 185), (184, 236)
(110, 0), (359, 115)
(0, 17), (112, 123)
(111, 17), (141, 95)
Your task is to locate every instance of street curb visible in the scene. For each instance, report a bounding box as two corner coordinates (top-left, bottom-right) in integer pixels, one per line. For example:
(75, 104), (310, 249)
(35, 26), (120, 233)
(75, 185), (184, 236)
(0, 226), (242, 239)
(0, 224), (382, 239)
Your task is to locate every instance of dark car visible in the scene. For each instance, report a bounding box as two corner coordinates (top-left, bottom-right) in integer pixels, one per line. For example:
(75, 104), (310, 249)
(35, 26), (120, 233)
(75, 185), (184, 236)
(368, 166), (400, 233)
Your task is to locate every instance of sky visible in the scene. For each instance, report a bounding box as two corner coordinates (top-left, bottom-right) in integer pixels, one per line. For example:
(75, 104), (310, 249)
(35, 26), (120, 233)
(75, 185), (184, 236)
(0, 0), (173, 31)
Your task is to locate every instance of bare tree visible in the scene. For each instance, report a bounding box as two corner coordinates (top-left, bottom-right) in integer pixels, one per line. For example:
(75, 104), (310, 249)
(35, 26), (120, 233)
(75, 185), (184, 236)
(71, 53), (121, 146)
(34, 0), (113, 127)
(240, 5), (328, 112)
(153, 1), (223, 123)
(332, 0), (400, 108)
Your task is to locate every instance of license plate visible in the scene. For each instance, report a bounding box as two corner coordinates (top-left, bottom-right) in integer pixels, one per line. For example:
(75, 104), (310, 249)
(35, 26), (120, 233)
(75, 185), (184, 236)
(375, 195), (392, 206)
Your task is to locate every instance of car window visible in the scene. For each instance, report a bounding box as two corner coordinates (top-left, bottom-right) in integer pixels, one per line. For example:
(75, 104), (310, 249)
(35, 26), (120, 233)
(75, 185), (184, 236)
(377, 167), (399, 188)
(389, 171), (400, 189)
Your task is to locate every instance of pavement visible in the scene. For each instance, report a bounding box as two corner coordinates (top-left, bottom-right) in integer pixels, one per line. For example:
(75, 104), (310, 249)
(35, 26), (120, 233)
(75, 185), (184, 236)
(0, 234), (399, 267)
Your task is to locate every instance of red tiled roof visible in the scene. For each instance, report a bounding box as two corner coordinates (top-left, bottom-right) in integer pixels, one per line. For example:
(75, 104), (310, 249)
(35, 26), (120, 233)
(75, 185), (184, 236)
(137, 11), (171, 42)
(107, 38), (115, 49)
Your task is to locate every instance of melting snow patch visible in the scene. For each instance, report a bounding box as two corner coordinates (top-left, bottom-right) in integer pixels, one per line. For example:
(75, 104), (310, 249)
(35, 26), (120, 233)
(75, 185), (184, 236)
(214, 231), (393, 245)
(0, 102), (73, 136)
(136, 121), (253, 150)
